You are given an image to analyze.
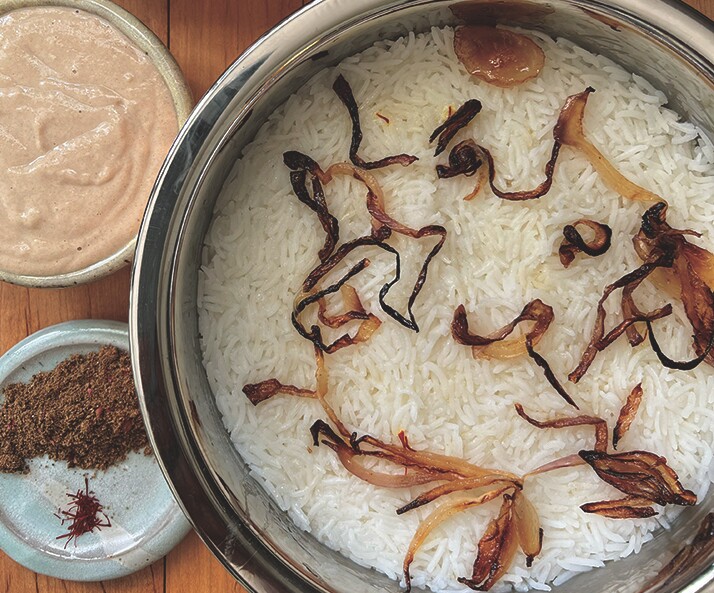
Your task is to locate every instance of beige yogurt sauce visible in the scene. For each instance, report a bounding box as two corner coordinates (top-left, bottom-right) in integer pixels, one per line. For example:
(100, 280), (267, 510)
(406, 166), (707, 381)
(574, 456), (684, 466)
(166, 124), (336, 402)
(0, 6), (178, 277)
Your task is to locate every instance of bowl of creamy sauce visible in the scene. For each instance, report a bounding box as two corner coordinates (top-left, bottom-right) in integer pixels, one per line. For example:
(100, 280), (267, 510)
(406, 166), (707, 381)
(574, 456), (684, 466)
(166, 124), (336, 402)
(0, 1), (191, 287)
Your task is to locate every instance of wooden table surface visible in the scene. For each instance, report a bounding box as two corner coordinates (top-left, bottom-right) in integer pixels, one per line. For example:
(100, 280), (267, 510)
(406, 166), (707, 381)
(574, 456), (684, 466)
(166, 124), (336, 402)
(0, 0), (712, 591)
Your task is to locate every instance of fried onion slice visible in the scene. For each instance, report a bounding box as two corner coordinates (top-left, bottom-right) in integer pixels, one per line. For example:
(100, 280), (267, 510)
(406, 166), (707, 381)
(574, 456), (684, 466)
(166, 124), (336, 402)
(452, 299), (554, 360)
(612, 383), (643, 450)
(579, 450), (697, 507)
(458, 493), (520, 591)
(403, 488), (512, 593)
(580, 496), (657, 519)
(515, 404), (607, 452)
(242, 379), (315, 405)
(430, 99), (483, 156)
(553, 87), (661, 203)
(559, 219), (612, 268)
(513, 490), (543, 567)
(333, 74), (418, 170)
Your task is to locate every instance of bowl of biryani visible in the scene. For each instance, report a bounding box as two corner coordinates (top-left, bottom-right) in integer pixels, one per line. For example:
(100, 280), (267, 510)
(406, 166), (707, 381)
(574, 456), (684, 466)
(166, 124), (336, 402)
(130, 1), (714, 592)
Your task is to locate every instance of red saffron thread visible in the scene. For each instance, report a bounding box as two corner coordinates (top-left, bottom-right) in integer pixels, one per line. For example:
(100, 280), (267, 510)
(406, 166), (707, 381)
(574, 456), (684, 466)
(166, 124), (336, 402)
(54, 477), (111, 548)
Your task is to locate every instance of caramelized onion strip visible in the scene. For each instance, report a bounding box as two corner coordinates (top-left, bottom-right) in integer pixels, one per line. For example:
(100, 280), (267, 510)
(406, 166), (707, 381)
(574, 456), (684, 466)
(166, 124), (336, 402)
(333, 74), (418, 170)
(242, 379), (315, 406)
(613, 383), (643, 450)
(580, 497), (656, 519)
(579, 450), (697, 507)
(554, 87), (661, 203)
(452, 299), (554, 360)
(458, 494), (520, 591)
(397, 475), (514, 515)
(515, 404), (607, 452)
(429, 99), (483, 156)
(402, 488), (512, 593)
(559, 219), (613, 268)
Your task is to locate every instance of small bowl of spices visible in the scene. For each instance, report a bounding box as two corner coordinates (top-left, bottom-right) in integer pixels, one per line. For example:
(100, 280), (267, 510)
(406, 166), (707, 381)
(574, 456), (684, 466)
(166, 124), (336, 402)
(0, 320), (190, 580)
(0, 0), (192, 288)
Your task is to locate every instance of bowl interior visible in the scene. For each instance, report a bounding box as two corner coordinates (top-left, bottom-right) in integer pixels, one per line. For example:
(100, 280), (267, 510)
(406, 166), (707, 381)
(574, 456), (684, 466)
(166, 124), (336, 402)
(132, 1), (714, 592)
(0, 0), (192, 288)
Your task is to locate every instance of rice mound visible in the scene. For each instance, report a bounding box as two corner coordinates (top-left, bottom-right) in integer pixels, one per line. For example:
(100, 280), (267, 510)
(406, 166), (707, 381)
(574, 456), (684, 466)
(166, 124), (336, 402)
(198, 27), (714, 593)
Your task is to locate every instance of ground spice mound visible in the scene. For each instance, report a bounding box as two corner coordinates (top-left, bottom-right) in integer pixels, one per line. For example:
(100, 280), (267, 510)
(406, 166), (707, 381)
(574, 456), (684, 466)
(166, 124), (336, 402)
(0, 345), (149, 473)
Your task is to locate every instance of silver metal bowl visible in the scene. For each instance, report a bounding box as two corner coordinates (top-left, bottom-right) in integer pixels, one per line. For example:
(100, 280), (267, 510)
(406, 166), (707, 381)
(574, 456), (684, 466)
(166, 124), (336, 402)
(129, 1), (714, 592)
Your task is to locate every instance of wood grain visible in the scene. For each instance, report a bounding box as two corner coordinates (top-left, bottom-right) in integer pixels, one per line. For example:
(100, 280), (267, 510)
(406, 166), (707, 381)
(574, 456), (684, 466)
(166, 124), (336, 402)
(0, 0), (711, 592)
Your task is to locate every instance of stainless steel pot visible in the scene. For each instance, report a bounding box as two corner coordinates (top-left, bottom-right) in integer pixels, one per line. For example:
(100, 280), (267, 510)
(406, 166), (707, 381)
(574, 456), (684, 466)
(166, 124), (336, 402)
(129, 1), (714, 592)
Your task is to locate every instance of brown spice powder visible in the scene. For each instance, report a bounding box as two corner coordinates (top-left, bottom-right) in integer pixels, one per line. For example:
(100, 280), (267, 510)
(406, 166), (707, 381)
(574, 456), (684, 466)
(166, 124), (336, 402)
(0, 345), (149, 473)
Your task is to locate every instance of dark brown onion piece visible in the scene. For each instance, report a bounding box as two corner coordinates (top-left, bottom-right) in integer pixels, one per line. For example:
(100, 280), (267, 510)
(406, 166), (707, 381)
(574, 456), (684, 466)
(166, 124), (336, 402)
(403, 487), (514, 593)
(458, 494), (519, 591)
(580, 497), (656, 519)
(429, 99), (483, 156)
(293, 258), (381, 353)
(515, 404), (606, 451)
(436, 140), (483, 179)
(579, 450), (697, 507)
(454, 26), (545, 88)
(646, 318), (714, 371)
(288, 168), (339, 262)
(283, 150), (328, 182)
(242, 378), (315, 405)
(365, 189), (447, 332)
(478, 141), (561, 201)
(569, 249), (675, 383)
(559, 219), (612, 268)
(525, 337), (579, 409)
(452, 299), (554, 360)
(613, 383), (643, 450)
(332, 74), (418, 169)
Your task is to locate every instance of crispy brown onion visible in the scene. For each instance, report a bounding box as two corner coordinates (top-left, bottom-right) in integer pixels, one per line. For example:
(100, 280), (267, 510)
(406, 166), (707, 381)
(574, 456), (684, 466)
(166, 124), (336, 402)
(633, 201), (714, 369)
(333, 74), (418, 170)
(458, 493), (520, 591)
(569, 249), (675, 383)
(430, 99), (483, 156)
(452, 299), (554, 360)
(559, 219), (613, 268)
(580, 497), (657, 519)
(242, 379), (315, 405)
(613, 383), (643, 450)
(515, 404), (607, 452)
(525, 337), (579, 409)
(436, 139), (483, 179)
(579, 450), (697, 507)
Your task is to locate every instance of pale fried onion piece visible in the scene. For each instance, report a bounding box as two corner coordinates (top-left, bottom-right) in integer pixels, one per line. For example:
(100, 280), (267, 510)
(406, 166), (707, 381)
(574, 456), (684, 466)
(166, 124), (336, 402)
(458, 493), (520, 591)
(559, 219), (612, 268)
(513, 491), (543, 567)
(515, 404), (607, 452)
(553, 87), (661, 203)
(579, 450), (697, 507)
(317, 284), (369, 328)
(452, 299), (554, 360)
(580, 496), (656, 518)
(613, 383), (643, 450)
(311, 420), (443, 488)
(397, 475), (515, 515)
(403, 488), (512, 593)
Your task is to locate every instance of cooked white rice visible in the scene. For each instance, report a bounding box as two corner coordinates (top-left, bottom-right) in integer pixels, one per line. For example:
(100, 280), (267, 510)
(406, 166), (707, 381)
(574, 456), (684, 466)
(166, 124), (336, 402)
(198, 26), (714, 592)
